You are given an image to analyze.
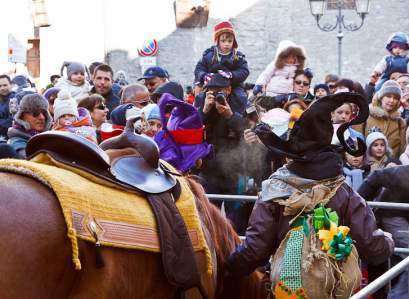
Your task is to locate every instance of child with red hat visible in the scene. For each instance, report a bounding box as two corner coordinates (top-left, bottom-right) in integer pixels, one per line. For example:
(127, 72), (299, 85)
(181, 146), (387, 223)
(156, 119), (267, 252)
(194, 21), (249, 114)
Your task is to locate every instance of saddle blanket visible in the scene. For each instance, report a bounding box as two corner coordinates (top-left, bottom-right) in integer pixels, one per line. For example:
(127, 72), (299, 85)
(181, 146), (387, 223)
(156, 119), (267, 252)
(0, 157), (211, 273)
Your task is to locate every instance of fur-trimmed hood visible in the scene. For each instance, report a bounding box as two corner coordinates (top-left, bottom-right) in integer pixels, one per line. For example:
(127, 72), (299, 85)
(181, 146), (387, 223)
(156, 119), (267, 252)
(274, 40), (306, 70)
(369, 93), (401, 120)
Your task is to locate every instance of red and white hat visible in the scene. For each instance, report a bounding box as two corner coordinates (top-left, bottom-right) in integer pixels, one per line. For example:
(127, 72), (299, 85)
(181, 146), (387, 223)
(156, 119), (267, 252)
(213, 21), (238, 48)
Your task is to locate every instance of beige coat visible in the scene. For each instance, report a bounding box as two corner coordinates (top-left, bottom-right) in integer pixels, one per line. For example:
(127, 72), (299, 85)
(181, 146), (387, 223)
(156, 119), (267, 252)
(355, 95), (406, 158)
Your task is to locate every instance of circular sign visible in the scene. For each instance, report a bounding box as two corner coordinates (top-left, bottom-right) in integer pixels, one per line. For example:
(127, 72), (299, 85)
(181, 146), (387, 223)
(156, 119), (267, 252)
(138, 39), (158, 57)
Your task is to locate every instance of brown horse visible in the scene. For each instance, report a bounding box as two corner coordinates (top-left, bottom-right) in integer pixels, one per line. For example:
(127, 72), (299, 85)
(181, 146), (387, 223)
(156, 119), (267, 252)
(0, 172), (268, 299)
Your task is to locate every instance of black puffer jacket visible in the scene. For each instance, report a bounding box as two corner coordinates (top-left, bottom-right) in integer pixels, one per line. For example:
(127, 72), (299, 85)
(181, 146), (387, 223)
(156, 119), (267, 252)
(358, 165), (409, 219)
(226, 183), (394, 276)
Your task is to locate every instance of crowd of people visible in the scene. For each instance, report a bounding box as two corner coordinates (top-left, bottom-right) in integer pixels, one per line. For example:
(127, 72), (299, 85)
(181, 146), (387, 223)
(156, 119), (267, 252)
(0, 21), (408, 297)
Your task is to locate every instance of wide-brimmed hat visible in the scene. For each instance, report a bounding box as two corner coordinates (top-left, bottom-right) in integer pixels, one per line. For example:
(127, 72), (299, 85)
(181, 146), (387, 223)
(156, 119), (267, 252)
(154, 93), (213, 173)
(254, 92), (369, 179)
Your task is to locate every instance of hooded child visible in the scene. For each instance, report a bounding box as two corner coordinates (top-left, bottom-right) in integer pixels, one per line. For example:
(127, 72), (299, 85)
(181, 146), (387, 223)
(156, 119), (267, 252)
(371, 32), (409, 91)
(55, 61), (91, 101)
(253, 40), (306, 97)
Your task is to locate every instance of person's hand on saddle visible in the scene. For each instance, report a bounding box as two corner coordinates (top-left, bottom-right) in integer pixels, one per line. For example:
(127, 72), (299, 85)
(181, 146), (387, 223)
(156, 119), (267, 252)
(215, 97), (233, 119)
(243, 128), (261, 145)
(203, 91), (215, 114)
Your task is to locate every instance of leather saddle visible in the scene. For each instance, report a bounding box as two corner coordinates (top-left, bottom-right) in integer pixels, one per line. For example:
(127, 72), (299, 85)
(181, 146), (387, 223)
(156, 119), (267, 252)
(25, 119), (177, 194)
(26, 118), (206, 296)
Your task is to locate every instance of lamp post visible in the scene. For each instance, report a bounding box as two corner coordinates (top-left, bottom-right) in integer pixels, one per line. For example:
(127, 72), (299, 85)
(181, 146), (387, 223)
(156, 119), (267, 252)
(309, 0), (370, 75)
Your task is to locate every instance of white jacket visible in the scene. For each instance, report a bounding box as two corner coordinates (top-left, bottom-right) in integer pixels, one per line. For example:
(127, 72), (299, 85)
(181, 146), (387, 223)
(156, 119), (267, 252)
(255, 40), (306, 97)
(55, 78), (91, 102)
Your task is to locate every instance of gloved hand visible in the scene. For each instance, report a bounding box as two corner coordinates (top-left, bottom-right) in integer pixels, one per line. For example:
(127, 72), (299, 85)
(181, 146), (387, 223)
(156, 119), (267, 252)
(218, 70), (232, 79)
(202, 73), (214, 86)
(253, 85), (263, 95)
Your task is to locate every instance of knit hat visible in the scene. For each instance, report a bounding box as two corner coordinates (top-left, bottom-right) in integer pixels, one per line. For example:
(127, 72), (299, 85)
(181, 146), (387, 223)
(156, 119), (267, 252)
(110, 104), (141, 126)
(141, 104), (160, 120)
(377, 80), (402, 100)
(60, 61), (89, 80)
(101, 104), (141, 141)
(366, 131), (388, 149)
(151, 81), (184, 103)
(213, 21), (238, 48)
(386, 32), (409, 53)
(43, 87), (60, 101)
(53, 90), (79, 120)
(11, 75), (32, 91)
(154, 93), (213, 173)
(313, 83), (330, 95)
(254, 92), (369, 180)
(14, 93), (52, 131)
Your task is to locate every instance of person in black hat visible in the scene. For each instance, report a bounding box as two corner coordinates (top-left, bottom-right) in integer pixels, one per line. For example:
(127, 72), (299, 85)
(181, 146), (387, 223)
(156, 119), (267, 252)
(138, 66), (169, 95)
(150, 81), (184, 103)
(194, 73), (247, 230)
(225, 93), (394, 294)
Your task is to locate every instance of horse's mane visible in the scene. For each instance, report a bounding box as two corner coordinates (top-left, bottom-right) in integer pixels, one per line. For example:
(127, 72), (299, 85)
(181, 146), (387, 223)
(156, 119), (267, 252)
(186, 176), (240, 267)
(186, 177), (268, 299)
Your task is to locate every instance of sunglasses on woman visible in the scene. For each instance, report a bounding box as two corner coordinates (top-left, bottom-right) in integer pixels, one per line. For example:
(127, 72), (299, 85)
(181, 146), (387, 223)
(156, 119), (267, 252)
(95, 103), (107, 110)
(295, 80), (310, 87)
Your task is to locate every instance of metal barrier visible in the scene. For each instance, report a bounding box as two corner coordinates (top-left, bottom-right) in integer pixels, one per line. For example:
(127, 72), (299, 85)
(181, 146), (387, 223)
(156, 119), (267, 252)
(207, 194), (409, 210)
(350, 256), (409, 299)
(207, 193), (409, 297)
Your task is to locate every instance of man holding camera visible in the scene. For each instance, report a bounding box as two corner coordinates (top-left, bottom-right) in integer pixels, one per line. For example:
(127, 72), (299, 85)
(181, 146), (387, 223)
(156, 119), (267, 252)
(195, 73), (246, 205)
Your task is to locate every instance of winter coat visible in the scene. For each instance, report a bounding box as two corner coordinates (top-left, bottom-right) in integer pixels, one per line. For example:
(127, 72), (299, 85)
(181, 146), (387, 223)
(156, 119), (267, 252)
(355, 95), (406, 158)
(358, 165), (409, 219)
(194, 92), (247, 192)
(226, 182), (394, 276)
(7, 125), (37, 159)
(194, 46), (249, 87)
(0, 91), (15, 138)
(374, 55), (409, 81)
(255, 40), (306, 96)
(52, 107), (97, 143)
(55, 78), (91, 102)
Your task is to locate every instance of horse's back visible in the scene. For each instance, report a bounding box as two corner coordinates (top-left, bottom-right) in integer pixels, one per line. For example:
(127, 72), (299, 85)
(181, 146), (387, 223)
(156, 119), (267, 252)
(0, 172), (214, 299)
(0, 172), (75, 298)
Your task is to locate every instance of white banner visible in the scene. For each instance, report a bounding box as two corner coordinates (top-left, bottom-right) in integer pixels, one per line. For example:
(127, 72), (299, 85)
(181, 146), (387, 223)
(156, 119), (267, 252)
(139, 56), (157, 74)
(8, 34), (27, 64)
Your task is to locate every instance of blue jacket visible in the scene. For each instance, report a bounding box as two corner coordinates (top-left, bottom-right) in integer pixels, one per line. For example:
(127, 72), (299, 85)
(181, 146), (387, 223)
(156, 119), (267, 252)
(194, 46), (249, 86)
(381, 55), (409, 80)
(0, 91), (16, 138)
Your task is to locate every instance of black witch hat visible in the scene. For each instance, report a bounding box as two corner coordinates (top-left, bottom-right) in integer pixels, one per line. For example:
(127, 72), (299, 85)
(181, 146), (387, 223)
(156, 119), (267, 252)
(254, 92), (369, 179)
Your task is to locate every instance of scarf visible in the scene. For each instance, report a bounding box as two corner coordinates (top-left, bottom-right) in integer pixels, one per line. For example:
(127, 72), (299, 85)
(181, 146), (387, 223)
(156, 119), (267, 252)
(343, 167), (364, 191)
(261, 166), (345, 217)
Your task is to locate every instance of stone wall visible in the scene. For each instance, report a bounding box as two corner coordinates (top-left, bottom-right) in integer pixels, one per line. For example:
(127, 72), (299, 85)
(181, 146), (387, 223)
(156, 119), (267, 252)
(107, 0), (409, 87)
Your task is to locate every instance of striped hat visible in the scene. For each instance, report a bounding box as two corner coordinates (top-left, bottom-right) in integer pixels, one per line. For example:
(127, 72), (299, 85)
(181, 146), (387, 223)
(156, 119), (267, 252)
(213, 21), (238, 48)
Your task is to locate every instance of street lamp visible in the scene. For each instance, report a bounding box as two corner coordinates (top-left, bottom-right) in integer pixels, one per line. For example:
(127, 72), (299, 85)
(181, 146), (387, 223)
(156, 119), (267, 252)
(309, 0), (370, 75)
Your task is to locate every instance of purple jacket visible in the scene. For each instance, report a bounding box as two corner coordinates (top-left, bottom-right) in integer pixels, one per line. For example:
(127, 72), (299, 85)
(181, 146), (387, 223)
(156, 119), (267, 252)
(226, 183), (394, 276)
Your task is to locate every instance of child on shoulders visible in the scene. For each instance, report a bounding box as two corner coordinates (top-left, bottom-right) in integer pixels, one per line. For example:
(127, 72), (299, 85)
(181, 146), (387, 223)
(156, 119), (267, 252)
(194, 21), (249, 113)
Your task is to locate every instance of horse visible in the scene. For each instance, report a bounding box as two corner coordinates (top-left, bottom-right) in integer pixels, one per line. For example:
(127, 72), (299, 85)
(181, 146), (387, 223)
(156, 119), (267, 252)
(0, 171), (268, 299)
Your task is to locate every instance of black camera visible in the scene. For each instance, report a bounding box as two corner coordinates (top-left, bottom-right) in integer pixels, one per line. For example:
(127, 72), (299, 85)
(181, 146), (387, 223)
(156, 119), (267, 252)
(214, 92), (227, 105)
(245, 104), (259, 122)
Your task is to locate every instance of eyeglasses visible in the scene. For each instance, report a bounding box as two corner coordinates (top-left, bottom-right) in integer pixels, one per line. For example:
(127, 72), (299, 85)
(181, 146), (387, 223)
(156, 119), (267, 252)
(31, 110), (44, 117)
(295, 80), (310, 87)
(95, 103), (107, 110)
(328, 84), (336, 89)
(138, 101), (150, 107)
